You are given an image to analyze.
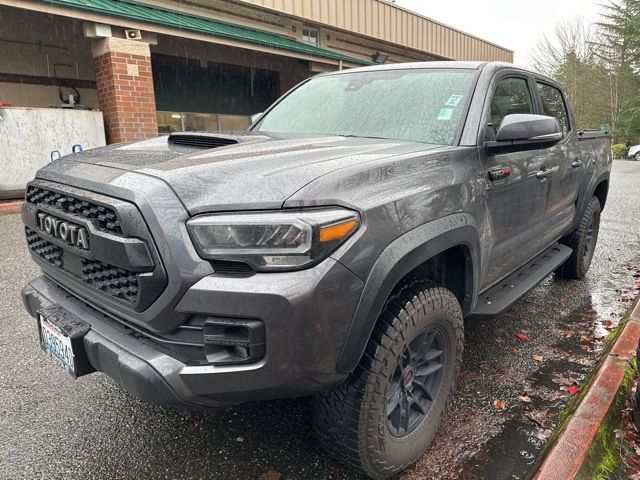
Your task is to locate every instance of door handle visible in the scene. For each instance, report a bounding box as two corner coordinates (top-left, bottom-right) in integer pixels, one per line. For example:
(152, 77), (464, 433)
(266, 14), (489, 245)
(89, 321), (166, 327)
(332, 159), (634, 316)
(488, 167), (512, 181)
(536, 168), (552, 180)
(571, 159), (583, 169)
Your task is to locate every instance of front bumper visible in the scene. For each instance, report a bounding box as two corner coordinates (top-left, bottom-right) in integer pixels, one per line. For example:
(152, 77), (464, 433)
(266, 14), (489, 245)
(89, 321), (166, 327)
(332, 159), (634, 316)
(22, 258), (363, 408)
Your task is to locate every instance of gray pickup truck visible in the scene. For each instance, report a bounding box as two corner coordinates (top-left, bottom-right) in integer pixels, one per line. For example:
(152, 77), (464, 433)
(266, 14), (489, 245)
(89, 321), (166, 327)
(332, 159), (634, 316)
(21, 61), (611, 479)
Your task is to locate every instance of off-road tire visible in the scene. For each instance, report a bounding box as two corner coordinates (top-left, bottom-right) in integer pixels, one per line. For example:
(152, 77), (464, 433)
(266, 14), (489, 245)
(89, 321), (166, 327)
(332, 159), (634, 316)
(312, 280), (464, 479)
(557, 196), (601, 279)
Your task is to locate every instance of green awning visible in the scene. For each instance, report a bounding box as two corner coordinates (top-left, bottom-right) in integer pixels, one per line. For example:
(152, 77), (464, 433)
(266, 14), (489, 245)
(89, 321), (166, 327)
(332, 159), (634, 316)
(38, 0), (371, 65)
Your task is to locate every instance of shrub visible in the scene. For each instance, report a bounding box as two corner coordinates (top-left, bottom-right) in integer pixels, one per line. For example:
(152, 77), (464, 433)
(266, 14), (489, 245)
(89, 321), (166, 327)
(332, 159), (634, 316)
(612, 143), (627, 158)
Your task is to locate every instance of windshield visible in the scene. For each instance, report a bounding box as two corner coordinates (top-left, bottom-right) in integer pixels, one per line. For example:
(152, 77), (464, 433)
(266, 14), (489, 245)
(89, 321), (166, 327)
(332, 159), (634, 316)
(255, 68), (477, 145)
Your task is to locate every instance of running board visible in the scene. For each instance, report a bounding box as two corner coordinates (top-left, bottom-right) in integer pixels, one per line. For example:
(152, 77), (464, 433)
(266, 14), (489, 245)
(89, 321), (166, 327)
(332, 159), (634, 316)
(472, 244), (573, 316)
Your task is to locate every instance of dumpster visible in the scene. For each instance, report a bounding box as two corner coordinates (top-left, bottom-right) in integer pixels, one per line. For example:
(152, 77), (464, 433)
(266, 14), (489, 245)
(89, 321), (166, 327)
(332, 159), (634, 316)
(0, 107), (106, 199)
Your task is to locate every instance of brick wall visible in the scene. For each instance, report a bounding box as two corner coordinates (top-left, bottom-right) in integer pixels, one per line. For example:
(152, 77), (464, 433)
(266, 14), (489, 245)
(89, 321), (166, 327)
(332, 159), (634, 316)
(93, 38), (158, 144)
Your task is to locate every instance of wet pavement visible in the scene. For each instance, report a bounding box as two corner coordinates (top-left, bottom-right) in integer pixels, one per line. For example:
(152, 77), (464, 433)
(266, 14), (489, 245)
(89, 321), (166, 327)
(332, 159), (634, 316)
(1, 160), (640, 480)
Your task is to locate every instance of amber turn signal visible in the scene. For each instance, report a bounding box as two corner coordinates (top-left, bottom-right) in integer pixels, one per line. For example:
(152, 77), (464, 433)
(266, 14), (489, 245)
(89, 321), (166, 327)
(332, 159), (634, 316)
(319, 218), (359, 243)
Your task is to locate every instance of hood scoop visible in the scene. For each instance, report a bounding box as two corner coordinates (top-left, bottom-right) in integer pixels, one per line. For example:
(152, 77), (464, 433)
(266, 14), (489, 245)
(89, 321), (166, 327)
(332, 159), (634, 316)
(168, 132), (240, 149)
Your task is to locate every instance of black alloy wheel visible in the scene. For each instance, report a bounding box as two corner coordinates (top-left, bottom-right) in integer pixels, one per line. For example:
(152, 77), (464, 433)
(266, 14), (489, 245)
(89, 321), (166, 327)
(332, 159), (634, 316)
(386, 327), (446, 437)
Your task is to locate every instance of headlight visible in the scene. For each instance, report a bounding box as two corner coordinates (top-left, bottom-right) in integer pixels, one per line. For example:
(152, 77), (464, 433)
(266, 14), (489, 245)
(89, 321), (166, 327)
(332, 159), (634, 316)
(187, 208), (360, 271)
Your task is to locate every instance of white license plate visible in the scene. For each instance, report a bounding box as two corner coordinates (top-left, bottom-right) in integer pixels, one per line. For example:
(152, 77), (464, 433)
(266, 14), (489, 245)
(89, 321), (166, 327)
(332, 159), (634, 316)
(39, 315), (76, 374)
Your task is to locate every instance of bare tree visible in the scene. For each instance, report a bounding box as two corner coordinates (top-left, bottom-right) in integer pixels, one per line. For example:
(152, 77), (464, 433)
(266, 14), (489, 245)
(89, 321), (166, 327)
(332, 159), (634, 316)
(531, 17), (598, 77)
(530, 17), (612, 131)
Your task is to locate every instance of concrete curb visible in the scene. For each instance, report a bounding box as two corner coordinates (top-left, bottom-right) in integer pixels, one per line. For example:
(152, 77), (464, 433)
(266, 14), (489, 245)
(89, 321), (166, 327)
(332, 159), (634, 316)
(0, 201), (23, 214)
(533, 299), (640, 480)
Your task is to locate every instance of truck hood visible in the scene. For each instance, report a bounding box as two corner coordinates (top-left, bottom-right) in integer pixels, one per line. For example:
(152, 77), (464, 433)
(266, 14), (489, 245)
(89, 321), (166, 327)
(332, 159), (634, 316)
(64, 133), (443, 213)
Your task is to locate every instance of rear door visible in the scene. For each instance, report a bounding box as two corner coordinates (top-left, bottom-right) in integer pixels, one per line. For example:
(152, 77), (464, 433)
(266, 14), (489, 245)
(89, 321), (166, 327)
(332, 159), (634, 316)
(534, 81), (582, 248)
(479, 72), (549, 287)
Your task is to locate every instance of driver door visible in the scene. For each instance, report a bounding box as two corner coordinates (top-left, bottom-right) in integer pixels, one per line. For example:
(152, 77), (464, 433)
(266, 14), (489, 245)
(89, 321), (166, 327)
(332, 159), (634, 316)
(480, 73), (549, 288)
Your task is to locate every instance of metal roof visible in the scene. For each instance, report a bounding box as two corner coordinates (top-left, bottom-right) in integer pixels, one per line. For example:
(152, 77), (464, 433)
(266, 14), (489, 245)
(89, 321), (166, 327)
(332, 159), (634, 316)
(36, 0), (371, 65)
(240, 0), (514, 63)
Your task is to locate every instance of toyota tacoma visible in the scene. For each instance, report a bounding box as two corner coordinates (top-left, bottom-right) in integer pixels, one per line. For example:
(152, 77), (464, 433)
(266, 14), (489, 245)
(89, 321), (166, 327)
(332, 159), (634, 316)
(21, 61), (611, 479)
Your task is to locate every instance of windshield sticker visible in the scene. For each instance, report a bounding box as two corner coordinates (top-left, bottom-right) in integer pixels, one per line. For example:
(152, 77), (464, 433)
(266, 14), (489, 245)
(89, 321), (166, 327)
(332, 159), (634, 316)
(445, 94), (464, 107)
(438, 108), (454, 121)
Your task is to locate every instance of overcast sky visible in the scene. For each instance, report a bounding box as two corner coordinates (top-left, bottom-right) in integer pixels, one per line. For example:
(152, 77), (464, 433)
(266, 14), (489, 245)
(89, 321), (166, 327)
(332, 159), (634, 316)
(395, 0), (603, 66)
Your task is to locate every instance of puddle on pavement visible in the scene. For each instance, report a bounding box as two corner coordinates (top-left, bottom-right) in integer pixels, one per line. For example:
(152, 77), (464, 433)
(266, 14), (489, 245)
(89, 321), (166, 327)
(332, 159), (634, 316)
(401, 251), (640, 480)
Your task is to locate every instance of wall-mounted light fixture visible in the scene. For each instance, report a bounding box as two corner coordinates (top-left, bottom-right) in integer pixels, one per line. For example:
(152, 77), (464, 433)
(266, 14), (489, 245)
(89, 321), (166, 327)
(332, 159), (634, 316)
(371, 51), (389, 64)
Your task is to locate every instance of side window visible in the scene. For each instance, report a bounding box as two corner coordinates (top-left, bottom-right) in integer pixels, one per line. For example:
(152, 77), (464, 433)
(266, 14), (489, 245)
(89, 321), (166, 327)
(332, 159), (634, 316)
(537, 82), (570, 135)
(490, 77), (534, 134)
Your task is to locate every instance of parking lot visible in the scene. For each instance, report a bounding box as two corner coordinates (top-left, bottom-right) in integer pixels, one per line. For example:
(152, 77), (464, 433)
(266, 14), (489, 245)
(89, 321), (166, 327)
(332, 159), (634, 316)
(1, 160), (639, 480)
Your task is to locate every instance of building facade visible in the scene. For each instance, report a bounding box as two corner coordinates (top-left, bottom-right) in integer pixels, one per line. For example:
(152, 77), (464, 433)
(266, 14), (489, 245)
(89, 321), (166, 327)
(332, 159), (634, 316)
(0, 0), (513, 143)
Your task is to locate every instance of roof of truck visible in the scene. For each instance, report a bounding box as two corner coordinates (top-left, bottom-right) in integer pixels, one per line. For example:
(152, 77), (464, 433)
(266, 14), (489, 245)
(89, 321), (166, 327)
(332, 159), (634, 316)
(324, 61), (538, 76)
(321, 61), (555, 87)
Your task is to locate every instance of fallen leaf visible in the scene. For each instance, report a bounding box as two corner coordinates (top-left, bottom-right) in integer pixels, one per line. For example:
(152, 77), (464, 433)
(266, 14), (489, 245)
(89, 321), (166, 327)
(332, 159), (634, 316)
(519, 395), (532, 403)
(532, 428), (553, 441)
(623, 295), (631, 302)
(515, 332), (529, 343)
(493, 399), (506, 410)
(580, 335), (590, 345)
(525, 408), (549, 426)
(564, 329), (574, 338)
(261, 470), (282, 480)
(532, 355), (544, 362)
(566, 385), (581, 395)
(329, 459), (343, 470)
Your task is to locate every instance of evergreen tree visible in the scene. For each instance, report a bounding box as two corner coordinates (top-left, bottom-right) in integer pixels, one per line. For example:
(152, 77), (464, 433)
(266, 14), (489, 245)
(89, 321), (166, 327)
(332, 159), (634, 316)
(596, 0), (640, 141)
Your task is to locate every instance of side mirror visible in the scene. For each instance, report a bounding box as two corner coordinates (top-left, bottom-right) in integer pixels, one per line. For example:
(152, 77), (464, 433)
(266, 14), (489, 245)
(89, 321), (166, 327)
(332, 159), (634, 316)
(250, 112), (263, 125)
(486, 114), (562, 148)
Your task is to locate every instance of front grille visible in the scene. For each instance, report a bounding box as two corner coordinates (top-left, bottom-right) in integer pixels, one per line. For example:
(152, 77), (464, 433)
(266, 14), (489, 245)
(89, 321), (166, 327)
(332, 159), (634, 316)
(26, 227), (139, 303)
(24, 182), (167, 310)
(26, 186), (122, 235)
(81, 259), (138, 303)
(26, 227), (63, 268)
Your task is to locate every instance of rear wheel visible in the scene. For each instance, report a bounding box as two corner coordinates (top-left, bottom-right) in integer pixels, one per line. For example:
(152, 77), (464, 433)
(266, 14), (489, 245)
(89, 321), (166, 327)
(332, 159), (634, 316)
(312, 280), (464, 479)
(635, 152), (640, 161)
(557, 196), (601, 279)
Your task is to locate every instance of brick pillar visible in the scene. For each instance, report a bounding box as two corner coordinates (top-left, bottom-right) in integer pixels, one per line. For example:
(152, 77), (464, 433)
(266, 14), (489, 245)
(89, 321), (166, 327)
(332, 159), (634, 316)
(92, 37), (158, 144)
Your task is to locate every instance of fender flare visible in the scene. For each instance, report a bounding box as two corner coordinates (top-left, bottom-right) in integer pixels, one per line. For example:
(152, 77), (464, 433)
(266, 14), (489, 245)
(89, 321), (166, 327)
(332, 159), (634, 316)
(591, 171), (610, 204)
(573, 171), (610, 231)
(336, 213), (481, 373)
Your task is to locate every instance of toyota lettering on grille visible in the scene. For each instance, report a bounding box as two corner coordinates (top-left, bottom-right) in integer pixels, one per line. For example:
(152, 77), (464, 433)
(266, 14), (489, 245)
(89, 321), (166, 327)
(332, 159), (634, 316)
(37, 213), (90, 250)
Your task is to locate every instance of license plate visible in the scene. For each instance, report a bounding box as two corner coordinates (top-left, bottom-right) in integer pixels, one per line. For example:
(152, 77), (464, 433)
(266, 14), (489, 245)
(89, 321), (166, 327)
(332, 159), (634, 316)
(39, 314), (76, 375)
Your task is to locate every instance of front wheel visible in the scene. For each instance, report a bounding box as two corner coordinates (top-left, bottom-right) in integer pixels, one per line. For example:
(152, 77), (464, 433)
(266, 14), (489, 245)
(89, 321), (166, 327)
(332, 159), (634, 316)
(557, 196), (601, 279)
(312, 280), (464, 479)
(635, 152), (640, 161)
